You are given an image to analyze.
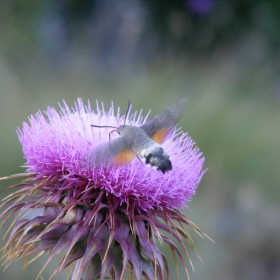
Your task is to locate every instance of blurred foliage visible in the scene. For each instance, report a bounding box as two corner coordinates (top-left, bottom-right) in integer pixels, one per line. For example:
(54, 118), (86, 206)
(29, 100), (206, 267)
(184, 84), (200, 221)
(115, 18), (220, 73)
(0, 1), (280, 280)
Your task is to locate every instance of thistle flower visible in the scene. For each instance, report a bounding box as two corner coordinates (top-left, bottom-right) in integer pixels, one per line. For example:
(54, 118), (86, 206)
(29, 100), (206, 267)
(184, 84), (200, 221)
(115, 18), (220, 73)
(0, 98), (206, 280)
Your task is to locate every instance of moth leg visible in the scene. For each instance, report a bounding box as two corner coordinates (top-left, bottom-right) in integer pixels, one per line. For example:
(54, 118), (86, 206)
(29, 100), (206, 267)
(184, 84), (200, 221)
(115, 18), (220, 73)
(135, 154), (144, 165)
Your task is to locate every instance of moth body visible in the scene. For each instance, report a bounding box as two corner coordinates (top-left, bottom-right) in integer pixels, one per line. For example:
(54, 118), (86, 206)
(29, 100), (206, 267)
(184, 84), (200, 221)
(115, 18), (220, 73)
(117, 125), (172, 173)
(91, 98), (188, 174)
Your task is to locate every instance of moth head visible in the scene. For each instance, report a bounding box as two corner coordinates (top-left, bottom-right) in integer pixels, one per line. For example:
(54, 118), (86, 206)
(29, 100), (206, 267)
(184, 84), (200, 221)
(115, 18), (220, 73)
(116, 125), (126, 135)
(91, 100), (131, 139)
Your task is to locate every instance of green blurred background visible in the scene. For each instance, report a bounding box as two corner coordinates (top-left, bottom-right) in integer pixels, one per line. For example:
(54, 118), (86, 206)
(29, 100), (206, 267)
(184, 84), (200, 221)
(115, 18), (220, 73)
(0, 1), (280, 279)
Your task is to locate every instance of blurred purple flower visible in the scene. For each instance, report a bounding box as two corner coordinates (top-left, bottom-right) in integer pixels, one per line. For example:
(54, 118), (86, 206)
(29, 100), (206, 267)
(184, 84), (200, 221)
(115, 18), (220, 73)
(0, 98), (206, 280)
(187, 0), (216, 15)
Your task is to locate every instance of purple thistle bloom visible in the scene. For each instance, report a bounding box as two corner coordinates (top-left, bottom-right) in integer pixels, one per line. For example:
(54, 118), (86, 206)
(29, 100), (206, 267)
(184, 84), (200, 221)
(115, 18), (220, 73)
(0, 98), (206, 280)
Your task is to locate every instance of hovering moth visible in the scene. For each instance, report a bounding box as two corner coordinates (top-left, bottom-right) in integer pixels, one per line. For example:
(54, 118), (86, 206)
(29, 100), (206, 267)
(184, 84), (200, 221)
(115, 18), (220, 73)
(91, 98), (187, 173)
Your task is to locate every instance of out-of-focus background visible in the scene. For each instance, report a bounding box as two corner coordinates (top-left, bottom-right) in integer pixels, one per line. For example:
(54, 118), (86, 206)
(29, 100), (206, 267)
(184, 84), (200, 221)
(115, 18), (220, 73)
(0, 1), (280, 279)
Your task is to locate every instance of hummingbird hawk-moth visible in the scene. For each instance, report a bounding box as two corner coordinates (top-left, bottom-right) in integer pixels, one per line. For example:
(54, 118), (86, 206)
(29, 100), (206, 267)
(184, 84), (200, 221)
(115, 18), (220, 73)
(91, 98), (187, 173)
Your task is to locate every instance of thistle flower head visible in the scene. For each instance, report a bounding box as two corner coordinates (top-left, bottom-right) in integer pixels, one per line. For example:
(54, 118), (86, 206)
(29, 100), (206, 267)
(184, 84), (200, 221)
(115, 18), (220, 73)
(0, 98), (206, 280)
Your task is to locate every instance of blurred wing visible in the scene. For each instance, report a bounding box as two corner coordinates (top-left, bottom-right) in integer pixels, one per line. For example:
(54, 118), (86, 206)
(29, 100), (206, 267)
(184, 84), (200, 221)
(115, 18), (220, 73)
(91, 137), (135, 166)
(150, 128), (170, 144)
(113, 148), (135, 165)
(141, 98), (187, 143)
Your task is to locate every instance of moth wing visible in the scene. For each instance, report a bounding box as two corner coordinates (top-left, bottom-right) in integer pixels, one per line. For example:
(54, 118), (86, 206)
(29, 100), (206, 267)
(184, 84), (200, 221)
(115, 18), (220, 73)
(113, 148), (135, 165)
(90, 137), (135, 166)
(150, 128), (170, 144)
(140, 98), (187, 143)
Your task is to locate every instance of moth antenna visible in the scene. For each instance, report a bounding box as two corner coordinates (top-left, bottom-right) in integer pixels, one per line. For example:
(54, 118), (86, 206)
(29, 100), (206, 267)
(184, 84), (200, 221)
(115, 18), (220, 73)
(91, 125), (118, 129)
(124, 100), (131, 125)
